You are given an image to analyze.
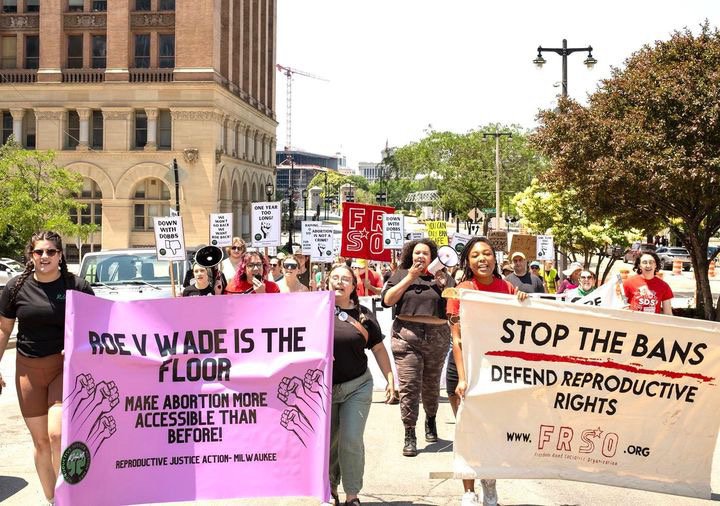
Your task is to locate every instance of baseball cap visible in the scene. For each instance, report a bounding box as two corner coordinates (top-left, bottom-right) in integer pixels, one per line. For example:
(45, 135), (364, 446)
(563, 262), (583, 276)
(501, 261), (513, 273)
(351, 259), (367, 268)
(530, 261), (541, 269)
(511, 251), (526, 260)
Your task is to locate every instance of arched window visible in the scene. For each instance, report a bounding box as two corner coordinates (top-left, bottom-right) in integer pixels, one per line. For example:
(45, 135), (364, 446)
(133, 177), (170, 231)
(70, 177), (102, 226)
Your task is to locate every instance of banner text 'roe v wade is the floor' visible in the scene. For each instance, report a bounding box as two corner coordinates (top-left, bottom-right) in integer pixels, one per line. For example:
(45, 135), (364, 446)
(454, 291), (720, 500)
(56, 291), (334, 506)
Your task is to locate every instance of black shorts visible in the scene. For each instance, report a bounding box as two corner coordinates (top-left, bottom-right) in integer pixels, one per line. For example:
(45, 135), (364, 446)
(445, 348), (458, 397)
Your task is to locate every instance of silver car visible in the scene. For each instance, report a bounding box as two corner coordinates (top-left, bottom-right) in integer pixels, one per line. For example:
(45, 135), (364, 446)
(0, 257), (25, 287)
(656, 246), (691, 271)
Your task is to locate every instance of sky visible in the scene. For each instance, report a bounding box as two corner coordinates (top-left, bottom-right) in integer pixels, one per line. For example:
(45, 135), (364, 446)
(275, 0), (720, 168)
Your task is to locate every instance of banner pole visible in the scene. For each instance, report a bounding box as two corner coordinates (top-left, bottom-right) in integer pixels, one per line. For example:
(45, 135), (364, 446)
(169, 260), (177, 297)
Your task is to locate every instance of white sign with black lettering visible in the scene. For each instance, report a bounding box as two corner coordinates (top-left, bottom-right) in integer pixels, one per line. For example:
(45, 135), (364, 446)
(153, 216), (186, 261)
(404, 231), (424, 241)
(382, 214), (404, 250)
(251, 202), (281, 247)
(450, 232), (475, 253)
(209, 213), (233, 247)
(333, 229), (342, 258)
(301, 221), (322, 255)
(310, 226), (335, 263)
(536, 235), (555, 260)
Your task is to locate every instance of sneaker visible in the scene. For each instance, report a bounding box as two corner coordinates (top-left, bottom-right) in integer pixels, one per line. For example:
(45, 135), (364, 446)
(480, 479), (497, 506)
(461, 491), (480, 506)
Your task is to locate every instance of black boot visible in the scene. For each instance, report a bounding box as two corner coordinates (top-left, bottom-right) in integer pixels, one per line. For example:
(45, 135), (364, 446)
(403, 427), (417, 457)
(425, 415), (438, 443)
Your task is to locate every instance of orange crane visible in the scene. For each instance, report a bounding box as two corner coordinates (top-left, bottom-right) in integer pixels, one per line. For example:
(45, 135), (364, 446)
(276, 64), (328, 151)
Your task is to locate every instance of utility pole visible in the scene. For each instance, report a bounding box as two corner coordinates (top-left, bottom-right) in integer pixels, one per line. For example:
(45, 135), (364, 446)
(482, 131), (512, 230)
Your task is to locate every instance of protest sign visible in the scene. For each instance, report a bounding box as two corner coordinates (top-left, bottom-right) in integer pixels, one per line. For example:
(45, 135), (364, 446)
(56, 292), (333, 505)
(426, 221), (448, 246)
(382, 214), (404, 250)
(405, 232), (424, 241)
(536, 235), (554, 260)
(301, 221), (322, 255)
(454, 291), (720, 499)
(251, 202), (281, 247)
(450, 232), (474, 253)
(487, 230), (508, 253)
(509, 233), (536, 259)
(210, 213), (233, 247)
(309, 226), (334, 263)
(153, 216), (186, 261)
(341, 203), (394, 262)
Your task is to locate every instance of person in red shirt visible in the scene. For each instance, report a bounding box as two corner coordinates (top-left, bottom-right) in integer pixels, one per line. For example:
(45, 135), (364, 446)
(623, 251), (673, 315)
(225, 251), (280, 294)
(352, 259), (383, 297)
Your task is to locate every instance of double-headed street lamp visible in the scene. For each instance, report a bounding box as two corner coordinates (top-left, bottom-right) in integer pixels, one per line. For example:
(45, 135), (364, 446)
(482, 131), (512, 231)
(533, 39), (597, 97)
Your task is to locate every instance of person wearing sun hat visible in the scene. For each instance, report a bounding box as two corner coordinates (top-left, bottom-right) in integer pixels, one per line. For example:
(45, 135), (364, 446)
(352, 258), (383, 297)
(557, 261), (583, 294)
(505, 251), (545, 293)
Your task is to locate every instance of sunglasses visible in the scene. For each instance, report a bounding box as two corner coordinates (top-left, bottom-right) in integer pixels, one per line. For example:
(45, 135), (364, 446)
(530, 266), (540, 269)
(270, 262), (278, 267)
(580, 275), (594, 280)
(231, 246), (244, 252)
(284, 263), (298, 269)
(32, 248), (59, 257)
(247, 262), (263, 269)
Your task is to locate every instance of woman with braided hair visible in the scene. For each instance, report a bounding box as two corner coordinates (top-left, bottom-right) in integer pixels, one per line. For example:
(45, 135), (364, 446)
(0, 231), (94, 505)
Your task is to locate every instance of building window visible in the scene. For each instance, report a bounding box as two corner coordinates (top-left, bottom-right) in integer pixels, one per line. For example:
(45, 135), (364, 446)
(90, 110), (103, 149)
(158, 109), (171, 150)
(24, 36), (39, 69)
(23, 110), (35, 149)
(158, 34), (174, 68)
(25, 0), (39, 12)
(159, 0), (175, 10)
(135, 0), (151, 11)
(66, 111), (79, 149)
(67, 35), (83, 69)
(2, 0), (17, 13)
(134, 34), (150, 68)
(1, 36), (16, 69)
(91, 35), (106, 69)
(68, 0), (83, 12)
(2, 112), (12, 144)
(92, 0), (106, 11)
(134, 110), (147, 149)
(70, 178), (102, 226)
(133, 178), (170, 231)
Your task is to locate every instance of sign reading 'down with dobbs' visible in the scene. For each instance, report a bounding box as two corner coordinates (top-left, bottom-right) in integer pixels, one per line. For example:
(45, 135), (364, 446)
(341, 203), (394, 262)
(153, 216), (186, 261)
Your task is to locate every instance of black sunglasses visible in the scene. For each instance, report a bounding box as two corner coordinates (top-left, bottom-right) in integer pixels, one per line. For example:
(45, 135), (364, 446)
(231, 246), (244, 251)
(32, 248), (59, 257)
(284, 263), (298, 269)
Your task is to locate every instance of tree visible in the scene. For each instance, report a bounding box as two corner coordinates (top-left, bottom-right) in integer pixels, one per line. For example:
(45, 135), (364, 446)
(532, 23), (720, 319)
(513, 180), (635, 283)
(0, 141), (84, 248)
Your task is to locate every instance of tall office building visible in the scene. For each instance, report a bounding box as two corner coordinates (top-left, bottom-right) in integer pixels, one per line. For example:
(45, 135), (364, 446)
(0, 0), (276, 256)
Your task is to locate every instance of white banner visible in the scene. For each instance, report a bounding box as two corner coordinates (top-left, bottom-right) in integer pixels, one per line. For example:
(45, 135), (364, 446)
(567, 275), (627, 308)
(251, 202), (281, 247)
(209, 213), (233, 247)
(153, 216), (186, 261)
(382, 214), (404, 250)
(455, 291), (720, 499)
(309, 225), (335, 263)
(301, 221), (322, 255)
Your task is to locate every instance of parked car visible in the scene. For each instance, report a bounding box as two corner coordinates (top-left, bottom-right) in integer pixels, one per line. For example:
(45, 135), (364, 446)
(708, 245), (719, 261)
(78, 249), (190, 300)
(0, 257), (25, 287)
(623, 242), (656, 264)
(656, 246), (691, 271)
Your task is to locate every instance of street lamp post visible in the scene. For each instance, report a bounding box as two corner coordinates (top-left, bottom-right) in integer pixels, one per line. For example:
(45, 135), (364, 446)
(323, 171), (328, 220)
(301, 188), (308, 221)
(482, 131), (512, 231)
(265, 182), (274, 201)
(285, 153), (295, 248)
(533, 39), (597, 97)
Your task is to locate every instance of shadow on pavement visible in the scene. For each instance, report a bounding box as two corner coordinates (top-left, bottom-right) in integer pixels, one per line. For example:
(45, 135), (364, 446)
(0, 476), (29, 502)
(422, 439), (453, 453)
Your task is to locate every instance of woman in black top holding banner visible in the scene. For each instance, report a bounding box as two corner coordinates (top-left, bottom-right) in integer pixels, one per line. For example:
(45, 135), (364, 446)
(0, 231), (94, 504)
(328, 263), (394, 506)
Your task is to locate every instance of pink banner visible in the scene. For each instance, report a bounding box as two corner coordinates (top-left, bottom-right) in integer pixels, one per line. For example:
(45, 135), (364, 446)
(56, 292), (334, 506)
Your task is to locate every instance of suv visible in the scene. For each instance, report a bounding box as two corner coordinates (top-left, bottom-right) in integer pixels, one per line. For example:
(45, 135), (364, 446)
(623, 242), (656, 264)
(0, 257), (24, 287)
(79, 249), (189, 300)
(656, 246), (691, 271)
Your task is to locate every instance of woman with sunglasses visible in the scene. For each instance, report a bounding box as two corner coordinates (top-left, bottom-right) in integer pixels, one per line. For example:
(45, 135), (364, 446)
(446, 237), (527, 506)
(276, 256), (309, 293)
(0, 231), (94, 505)
(225, 250), (280, 294)
(221, 237), (246, 281)
(327, 263), (395, 506)
(564, 270), (597, 302)
(381, 238), (454, 457)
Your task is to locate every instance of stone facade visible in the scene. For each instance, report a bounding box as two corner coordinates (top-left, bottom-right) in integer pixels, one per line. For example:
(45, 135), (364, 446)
(0, 0), (277, 253)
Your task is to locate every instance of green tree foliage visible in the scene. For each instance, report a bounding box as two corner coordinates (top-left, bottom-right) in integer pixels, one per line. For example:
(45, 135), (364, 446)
(532, 23), (720, 319)
(0, 141), (84, 250)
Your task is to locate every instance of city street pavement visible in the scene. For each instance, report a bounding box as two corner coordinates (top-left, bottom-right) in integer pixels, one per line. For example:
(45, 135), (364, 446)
(1, 346), (718, 505)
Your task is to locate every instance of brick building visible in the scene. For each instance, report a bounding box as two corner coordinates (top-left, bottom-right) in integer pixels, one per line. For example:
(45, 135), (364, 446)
(0, 0), (277, 255)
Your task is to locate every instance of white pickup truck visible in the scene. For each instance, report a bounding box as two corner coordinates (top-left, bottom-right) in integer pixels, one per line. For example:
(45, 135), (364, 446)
(0, 257), (25, 287)
(78, 249), (190, 300)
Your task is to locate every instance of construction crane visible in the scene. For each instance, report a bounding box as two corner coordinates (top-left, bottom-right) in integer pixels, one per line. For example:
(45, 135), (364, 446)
(276, 64), (328, 151)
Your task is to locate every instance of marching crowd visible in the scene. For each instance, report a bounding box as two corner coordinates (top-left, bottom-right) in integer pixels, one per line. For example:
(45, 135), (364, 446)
(0, 230), (675, 506)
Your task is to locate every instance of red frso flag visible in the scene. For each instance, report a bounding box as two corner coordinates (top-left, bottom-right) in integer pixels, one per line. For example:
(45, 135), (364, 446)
(341, 202), (394, 262)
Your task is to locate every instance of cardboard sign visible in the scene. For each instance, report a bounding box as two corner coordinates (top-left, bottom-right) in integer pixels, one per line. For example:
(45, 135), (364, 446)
(487, 230), (508, 253)
(382, 214), (404, 250)
(209, 213), (233, 247)
(153, 216), (186, 261)
(450, 232), (475, 253)
(536, 235), (555, 260)
(301, 221), (323, 255)
(509, 233), (537, 259)
(251, 202), (281, 247)
(340, 203), (394, 262)
(309, 226), (335, 263)
(426, 221), (448, 246)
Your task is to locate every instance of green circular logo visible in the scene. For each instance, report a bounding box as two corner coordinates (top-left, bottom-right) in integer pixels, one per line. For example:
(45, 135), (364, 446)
(455, 243), (465, 253)
(385, 239), (390, 244)
(211, 240), (217, 245)
(159, 248), (167, 255)
(61, 441), (91, 485)
(254, 233), (262, 241)
(326, 250), (332, 256)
